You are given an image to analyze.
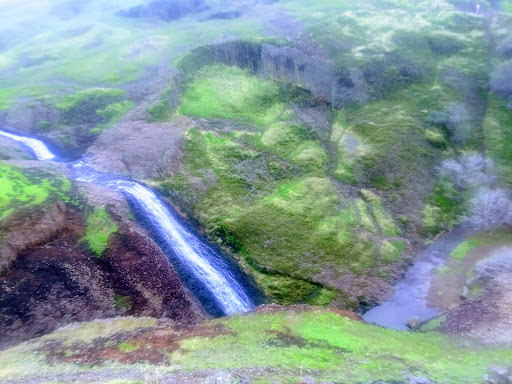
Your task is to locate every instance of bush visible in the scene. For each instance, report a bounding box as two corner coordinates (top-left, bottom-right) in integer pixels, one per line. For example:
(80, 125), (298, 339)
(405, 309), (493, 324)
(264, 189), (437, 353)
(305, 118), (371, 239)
(471, 246), (512, 284)
(467, 188), (512, 230)
(438, 154), (495, 189)
(427, 102), (471, 145)
(490, 61), (512, 98)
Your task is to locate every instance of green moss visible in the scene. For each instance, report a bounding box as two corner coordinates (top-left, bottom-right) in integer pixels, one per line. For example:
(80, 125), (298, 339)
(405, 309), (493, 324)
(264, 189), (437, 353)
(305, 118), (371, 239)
(356, 199), (376, 233)
(380, 240), (405, 263)
(179, 65), (285, 125)
(224, 177), (374, 281)
(147, 83), (177, 122)
(0, 163), (71, 221)
(170, 310), (511, 383)
(422, 178), (463, 235)
(451, 238), (481, 260)
(55, 88), (127, 126)
(1, 309), (510, 383)
(256, 272), (336, 306)
(92, 100), (134, 134)
(360, 192), (400, 237)
(36, 121), (53, 132)
(84, 207), (118, 257)
(424, 128), (448, 148)
(418, 316), (445, 333)
(288, 142), (328, 173)
(118, 342), (139, 353)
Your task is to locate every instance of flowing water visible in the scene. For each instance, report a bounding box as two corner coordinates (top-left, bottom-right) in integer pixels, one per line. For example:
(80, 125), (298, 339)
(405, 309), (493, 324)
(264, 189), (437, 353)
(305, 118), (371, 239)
(363, 224), (475, 329)
(0, 130), (55, 161)
(0, 129), (254, 316)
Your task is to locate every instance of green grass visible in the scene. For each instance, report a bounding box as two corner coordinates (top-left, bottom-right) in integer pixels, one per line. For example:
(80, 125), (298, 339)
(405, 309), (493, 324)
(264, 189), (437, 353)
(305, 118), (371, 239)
(179, 65), (286, 125)
(171, 310), (511, 383)
(0, 309), (508, 383)
(0, 163), (71, 221)
(84, 207), (118, 257)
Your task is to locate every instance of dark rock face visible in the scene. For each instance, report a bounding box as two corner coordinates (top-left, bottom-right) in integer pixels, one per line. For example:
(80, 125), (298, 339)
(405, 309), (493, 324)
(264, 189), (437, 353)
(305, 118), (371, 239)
(0, 202), (203, 349)
(179, 41), (370, 107)
(118, 0), (206, 21)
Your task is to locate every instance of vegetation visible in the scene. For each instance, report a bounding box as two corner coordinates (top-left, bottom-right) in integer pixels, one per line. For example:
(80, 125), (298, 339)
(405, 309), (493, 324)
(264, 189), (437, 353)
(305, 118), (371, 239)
(0, 309), (509, 383)
(179, 65), (285, 125)
(84, 207), (118, 257)
(451, 230), (512, 260)
(54, 88), (132, 133)
(0, 163), (71, 221)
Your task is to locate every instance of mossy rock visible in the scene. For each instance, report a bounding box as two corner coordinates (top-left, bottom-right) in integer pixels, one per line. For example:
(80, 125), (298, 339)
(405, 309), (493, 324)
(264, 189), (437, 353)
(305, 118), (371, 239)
(224, 177), (363, 279)
(380, 240), (406, 264)
(256, 272), (337, 306)
(179, 65), (285, 125)
(55, 88), (127, 126)
(0, 163), (71, 222)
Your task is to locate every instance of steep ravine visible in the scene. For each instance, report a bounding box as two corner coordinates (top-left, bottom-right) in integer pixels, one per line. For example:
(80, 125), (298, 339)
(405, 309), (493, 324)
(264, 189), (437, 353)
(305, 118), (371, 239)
(0, 129), (259, 347)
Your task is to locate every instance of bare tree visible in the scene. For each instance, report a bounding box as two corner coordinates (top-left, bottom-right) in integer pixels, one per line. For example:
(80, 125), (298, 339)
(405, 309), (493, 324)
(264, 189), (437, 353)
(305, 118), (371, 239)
(470, 246), (512, 284)
(438, 154), (495, 189)
(467, 188), (512, 230)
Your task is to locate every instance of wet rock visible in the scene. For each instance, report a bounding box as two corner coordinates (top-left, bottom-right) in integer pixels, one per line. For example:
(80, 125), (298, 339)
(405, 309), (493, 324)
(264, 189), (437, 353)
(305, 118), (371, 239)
(406, 317), (421, 329)
(180, 40), (370, 108)
(0, 200), (68, 274)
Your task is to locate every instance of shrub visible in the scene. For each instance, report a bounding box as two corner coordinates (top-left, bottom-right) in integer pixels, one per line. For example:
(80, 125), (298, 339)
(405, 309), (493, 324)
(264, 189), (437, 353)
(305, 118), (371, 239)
(467, 188), (512, 230)
(438, 154), (495, 189)
(427, 102), (471, 145)
(470, 246), (512, 284)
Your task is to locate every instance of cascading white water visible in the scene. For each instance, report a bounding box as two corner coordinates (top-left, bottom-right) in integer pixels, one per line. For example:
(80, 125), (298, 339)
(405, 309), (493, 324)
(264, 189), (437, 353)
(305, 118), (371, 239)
(0, 128), (254, 315)
(74, 161), (254, 315)
(0, 130), (55, 161)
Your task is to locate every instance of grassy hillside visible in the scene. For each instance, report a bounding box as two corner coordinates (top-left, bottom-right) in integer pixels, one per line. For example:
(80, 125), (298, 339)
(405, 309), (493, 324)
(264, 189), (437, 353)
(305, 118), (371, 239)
(0, 307), (508, 383)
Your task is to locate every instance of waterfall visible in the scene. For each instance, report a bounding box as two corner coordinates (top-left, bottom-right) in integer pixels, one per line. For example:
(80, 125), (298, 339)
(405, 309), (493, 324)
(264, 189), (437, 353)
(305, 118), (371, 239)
(0, 130), (55, 161)
(0, 129), (254, 315)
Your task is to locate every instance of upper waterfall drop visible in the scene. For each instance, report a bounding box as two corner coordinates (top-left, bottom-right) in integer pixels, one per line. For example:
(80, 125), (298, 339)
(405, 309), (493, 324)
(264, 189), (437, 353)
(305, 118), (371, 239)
(0, 130), (55, 161)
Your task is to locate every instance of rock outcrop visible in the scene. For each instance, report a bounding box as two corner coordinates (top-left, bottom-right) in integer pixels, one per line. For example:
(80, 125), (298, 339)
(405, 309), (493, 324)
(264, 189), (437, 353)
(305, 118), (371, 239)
(84, 116), (193, 180)
(0, 164), (204, 349)
(178, 40), (369, 107)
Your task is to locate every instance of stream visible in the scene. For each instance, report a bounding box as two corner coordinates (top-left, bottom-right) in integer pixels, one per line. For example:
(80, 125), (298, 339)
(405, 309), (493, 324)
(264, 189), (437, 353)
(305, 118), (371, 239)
(0, 129), (254, 316)
(363, 224), (475, 329)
